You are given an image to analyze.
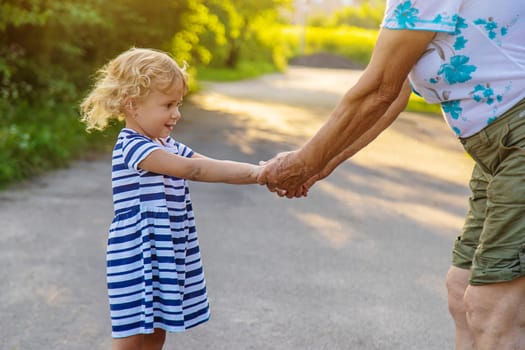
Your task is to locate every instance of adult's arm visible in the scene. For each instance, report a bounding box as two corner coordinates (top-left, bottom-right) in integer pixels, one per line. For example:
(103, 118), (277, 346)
(302, 79), (412, 191)
(266, 79), (412, 197)
(259, 28), (435, 197)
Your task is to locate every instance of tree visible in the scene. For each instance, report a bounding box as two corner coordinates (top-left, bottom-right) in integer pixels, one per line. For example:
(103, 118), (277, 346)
(205, 0), (292, 68)
(330, 1), (385, 29)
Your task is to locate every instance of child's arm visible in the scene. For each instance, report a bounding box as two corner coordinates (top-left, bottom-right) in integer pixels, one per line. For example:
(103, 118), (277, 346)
(190, 152), (210, 159)
(138, 149), (260, 185)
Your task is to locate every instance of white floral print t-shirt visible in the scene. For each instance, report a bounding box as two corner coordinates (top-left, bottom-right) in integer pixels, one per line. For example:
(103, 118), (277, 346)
(382, 1), (525, 137)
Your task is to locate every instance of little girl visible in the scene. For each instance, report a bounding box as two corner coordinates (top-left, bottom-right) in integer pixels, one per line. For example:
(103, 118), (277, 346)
(80, 47), (261, 350)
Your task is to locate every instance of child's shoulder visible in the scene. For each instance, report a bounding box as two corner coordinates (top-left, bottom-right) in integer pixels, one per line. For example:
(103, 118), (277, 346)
(116, 128), (193, 157)
(117, 128), (157, 148)
(115, 129), (163, 160)
(119, 128), (152, 142)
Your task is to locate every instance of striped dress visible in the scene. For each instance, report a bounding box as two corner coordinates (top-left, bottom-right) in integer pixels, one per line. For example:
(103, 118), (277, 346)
(107, 128), (210, 338)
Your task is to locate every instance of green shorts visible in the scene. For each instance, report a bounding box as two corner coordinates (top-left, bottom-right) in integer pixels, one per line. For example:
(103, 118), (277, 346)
(452, 98), (525, 285)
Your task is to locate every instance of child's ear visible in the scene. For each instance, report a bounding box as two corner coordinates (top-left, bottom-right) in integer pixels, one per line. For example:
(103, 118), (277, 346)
(124, 98), (137, 114)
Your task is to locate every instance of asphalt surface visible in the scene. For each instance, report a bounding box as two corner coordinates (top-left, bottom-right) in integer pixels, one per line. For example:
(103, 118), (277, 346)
(0, 67), (474, 350)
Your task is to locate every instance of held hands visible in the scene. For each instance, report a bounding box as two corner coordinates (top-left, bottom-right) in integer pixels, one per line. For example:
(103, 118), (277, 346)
(257, 150), (319, 198)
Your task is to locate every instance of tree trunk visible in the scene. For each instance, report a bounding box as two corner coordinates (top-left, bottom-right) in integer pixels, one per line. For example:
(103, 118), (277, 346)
(225, 39), (240, 68)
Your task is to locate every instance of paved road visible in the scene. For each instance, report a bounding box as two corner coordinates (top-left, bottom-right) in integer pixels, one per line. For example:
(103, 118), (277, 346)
(0, 67), (473, 350)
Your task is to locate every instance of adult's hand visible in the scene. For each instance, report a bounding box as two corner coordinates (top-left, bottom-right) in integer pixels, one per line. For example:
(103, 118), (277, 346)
(258, 150), (316, 198)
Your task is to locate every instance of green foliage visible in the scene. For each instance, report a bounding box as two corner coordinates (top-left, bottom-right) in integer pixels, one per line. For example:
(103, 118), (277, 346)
(171, 1), (221, 65)
(0, 0), (49, 30)
(196, 61), (279, 82)
(282, 25), (378, 65)
(330, 2), (385, 29)
(0, 0), (293, 188)
(200, 0), (292, 69)
(306, 1), (385, 29)
(0, 99), (120, 187)
(406, 93), (442, 115)
(0, 0), (292, 103)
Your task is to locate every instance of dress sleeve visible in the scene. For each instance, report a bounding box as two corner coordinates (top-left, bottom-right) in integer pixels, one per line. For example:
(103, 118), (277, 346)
(175, 141), (194, 158)
(381, 0), (462, 33)
(162, 136), (194, 158)
(121, 134), (162, 172)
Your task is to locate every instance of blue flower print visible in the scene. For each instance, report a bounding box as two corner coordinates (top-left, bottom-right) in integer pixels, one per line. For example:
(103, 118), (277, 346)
(471, 84), (503, 105)
(437, 55), (477, 84)
(452, 126), (461, 136)
(474, 18), (499, 39)
(393, 1), (419, 28)
(409, 81), (422, 97)
(473, 17), (514, 45)
(442, 100), (463, 120)
(487, 116), (498, 125)
(454, 36), (468, 50)
(452, 15), (468, 35)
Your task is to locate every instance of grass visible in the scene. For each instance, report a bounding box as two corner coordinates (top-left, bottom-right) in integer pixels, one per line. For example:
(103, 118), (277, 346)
(281, 25), (378, 66)
(406, 93), (442, 115)
(196, 61), (281, 82)
(0, 100), (121, 189)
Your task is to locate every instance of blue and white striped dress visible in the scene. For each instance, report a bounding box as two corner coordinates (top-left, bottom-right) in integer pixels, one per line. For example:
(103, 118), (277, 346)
(107, 128), (210, 338)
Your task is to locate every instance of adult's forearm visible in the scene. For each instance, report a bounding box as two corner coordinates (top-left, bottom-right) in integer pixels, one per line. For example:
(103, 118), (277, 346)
(296, 28), (436, 178)
(260, 29), (435, 194)
(297, 67), (406, 176)
(264, 70), (408, 196)
(293, 82), (410, 197)
(310, 80), (412, 182)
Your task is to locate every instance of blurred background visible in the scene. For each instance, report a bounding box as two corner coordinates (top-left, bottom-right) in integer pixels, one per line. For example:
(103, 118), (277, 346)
(0, 0), (438, 189)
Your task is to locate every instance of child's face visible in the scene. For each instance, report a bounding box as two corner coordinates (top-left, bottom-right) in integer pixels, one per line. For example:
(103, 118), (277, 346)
(127, 83), (184, 140)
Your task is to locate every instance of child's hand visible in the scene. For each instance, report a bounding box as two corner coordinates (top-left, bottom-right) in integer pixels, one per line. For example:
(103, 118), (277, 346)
(277, 174), (319, 199)
(258, 159), (314, 199)
(258, 160), (286, 196)
(252, 164), (263, 184)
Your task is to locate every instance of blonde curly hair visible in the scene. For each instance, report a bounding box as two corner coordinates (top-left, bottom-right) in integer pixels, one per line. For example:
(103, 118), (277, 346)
(80, 47), (188, 131)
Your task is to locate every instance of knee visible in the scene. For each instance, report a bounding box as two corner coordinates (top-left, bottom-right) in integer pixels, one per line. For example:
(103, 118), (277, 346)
(463, 285), (500, 334)
(446, 268), (469, 318)
(463, 287), (484, 327)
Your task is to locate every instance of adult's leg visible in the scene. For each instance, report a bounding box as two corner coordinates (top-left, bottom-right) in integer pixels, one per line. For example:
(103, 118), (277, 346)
(464, 276), (525, 350)
(448, 164), (488, 349)
(446, 266), (476, 350)
(462, 110), (525, 349)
